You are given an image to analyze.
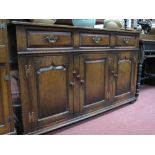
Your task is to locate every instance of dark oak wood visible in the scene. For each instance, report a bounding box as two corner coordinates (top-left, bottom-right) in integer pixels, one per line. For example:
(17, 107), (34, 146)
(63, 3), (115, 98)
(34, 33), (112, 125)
(0, 19), (15, 134)
(112, 52), (138, 102)
(9, 22), (140, 134)
(79, 54), (110, 114)
(18, 55), (74, 133)
(0, 47), (7, 63)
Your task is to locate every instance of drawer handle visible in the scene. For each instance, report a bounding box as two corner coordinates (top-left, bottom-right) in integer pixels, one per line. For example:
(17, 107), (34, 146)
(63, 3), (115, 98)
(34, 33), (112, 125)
(45, 35), (58, 43)
(92, 36), (101, 44)
(123, 37), (129, 44)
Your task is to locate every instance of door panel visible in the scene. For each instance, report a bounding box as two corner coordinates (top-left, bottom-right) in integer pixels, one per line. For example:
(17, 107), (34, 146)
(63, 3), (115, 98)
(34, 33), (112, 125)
(113, 51), (138, 102)
(79, 53), (111, 114)
(0, 19), (6, 45)
(37, 69), (68, 119)
(0, 19), (7, 63)
(19, 55), (73, 133)
(85, 59), (106, 105)
(116, 59), (131, 96)
(0, 65), (11, 134)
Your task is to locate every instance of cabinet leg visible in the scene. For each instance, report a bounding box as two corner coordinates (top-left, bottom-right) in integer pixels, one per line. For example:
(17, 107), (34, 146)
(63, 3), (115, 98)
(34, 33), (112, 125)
(136, 63), (142, 97)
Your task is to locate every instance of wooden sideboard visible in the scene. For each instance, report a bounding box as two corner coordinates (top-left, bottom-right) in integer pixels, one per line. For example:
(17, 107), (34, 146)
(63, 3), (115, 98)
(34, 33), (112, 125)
(0, 20), (15, 134)
(9, 21), (140, 134)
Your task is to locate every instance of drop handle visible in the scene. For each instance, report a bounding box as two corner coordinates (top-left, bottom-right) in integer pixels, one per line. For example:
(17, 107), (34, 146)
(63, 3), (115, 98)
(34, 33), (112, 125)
(92, 36), (101, 44)
(123, 37), (129, 44)
(69, 81), (74, 86)
(76, 74), (81, 79)
(80, 79), (85, 84)
(111, 71), (118, 78)
(45, 35), (58, 43)
(72, 70), (77, 75)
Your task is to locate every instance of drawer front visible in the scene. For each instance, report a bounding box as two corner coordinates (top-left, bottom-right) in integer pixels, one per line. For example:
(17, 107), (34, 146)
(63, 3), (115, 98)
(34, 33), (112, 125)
(116, 35), (137, 47)
(0, 47), (7, 63)
(80, 33), (110, 47)
(27, 31), (72, 48)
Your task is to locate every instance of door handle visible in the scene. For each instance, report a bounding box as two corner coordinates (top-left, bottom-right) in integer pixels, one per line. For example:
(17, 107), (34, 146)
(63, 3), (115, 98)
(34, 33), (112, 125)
(69, 81), (74, 86)
(76, 74), (81, 79)
(80, 79), (85, 84)
(111, 71), (118, 78)
(72, 70), (77, 75)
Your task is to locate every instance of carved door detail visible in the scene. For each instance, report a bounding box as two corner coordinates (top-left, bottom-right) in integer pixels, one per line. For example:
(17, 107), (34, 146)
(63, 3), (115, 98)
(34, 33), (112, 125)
(112, 52), (138, 102)
(19, 55), (74, 133)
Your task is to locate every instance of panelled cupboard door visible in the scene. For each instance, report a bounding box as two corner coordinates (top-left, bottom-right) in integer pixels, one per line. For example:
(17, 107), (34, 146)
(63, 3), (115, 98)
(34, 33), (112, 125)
(0, 19), (6, 45)
(18, 55), (74, 133)
(0, 65), (12, 134)
(112, 51), (138, 103)
(0, 19), (7, 63)
(79, 53), (112, 114)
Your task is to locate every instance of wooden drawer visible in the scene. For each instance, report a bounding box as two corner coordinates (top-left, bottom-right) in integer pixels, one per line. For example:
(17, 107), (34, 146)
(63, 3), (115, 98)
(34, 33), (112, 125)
(116, 35), (137, 47)
(80, 33), (110, 47)
(0, 47), (7, 63)
(27, 31), (72, 48)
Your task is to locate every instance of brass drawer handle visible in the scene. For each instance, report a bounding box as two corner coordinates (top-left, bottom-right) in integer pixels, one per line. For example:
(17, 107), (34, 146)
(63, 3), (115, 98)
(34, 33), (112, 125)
(123, 37), (129, 44)
(92, 36), (101, 44)
(45, 35), (59, 43)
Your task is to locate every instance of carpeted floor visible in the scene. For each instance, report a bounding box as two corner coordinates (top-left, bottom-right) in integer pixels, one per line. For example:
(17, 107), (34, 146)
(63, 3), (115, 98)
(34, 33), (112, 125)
(47, 85), (155, 135)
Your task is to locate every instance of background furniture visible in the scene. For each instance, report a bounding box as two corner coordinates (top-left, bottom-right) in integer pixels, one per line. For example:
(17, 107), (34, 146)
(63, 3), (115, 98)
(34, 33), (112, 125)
(0, 19), (15, 134)
(140, 39), (155, 85)
(9, 21), (140, 134)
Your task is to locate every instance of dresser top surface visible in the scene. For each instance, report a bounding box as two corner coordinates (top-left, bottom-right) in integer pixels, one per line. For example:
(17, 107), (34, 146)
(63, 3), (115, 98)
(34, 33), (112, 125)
(10, 21), (140, 35)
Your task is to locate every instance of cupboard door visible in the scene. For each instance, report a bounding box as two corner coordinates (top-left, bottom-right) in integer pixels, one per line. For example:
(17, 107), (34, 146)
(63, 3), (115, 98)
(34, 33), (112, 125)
(0, 19), (6, 45)
(18, 55), (74, 133)
(112, 51), (138, 102)
(0, 65), (13, 134)
(79, 53), (111, 114)
(0, 19), (7, 63)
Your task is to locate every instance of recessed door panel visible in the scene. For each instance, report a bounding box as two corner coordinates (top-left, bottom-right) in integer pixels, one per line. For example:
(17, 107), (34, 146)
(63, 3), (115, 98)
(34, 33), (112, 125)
(85, 59), (106, 105)
(37, 66), (68, 119)
(79, 54), (111, 114)
(116, 59), (131, 96)
(0, 65), (12, 134)
(0, 69), (4, 126)
(19, 55), (74, 133)
(113, 52), (138, 102)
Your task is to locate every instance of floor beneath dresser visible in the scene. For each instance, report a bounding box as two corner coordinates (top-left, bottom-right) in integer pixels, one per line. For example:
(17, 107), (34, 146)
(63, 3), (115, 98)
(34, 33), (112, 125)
(46, 85), (155, 135)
